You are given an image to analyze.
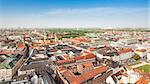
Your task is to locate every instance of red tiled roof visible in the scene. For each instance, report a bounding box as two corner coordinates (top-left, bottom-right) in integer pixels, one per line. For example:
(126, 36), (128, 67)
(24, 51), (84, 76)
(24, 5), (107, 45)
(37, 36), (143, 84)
(85, 54), (95, 59)
(62, 70), (77, 83)
(76, 66), (108, 84)
(60, 66), (109, 84)
(87, 47), (96, 51)
(0, 51), (11, 54)
(56, 58), (75, 64)
(136, 77), (148, 84)
(118, 48), (133, 54)
(57, 53), (95, 65)
(136, 49), (146, 52)
(74, 56), (85, 60)
(74, 53), (95, 60)
(16, 42), (25, 49)
(83, 62), (93, 68)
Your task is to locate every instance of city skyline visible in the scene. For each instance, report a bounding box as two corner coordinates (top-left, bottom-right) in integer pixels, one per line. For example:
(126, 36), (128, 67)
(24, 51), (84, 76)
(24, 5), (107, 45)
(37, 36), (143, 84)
(0, 0), (149, 28)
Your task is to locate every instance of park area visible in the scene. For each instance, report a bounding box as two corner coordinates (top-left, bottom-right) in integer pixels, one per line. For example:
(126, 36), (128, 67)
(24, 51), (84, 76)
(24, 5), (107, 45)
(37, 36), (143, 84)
(136, 64), (150, 72)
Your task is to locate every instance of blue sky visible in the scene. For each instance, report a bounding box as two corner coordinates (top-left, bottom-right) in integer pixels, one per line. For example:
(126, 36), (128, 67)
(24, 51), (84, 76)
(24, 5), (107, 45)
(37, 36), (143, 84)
(0, 0), (149, 28)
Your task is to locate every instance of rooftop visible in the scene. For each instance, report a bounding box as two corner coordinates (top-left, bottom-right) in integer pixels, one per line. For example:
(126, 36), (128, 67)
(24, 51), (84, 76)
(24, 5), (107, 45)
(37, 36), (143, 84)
(60, 66), (109, 84)
(118, 48), (133, 54)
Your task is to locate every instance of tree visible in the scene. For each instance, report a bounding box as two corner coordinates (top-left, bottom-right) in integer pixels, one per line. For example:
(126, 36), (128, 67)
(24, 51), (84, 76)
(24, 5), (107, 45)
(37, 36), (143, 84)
(132, 53), (141, 61)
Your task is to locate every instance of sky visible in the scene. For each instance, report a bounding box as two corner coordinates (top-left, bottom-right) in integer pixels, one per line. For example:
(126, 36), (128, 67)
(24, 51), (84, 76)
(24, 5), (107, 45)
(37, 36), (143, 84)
(0, 0), (149, 28)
